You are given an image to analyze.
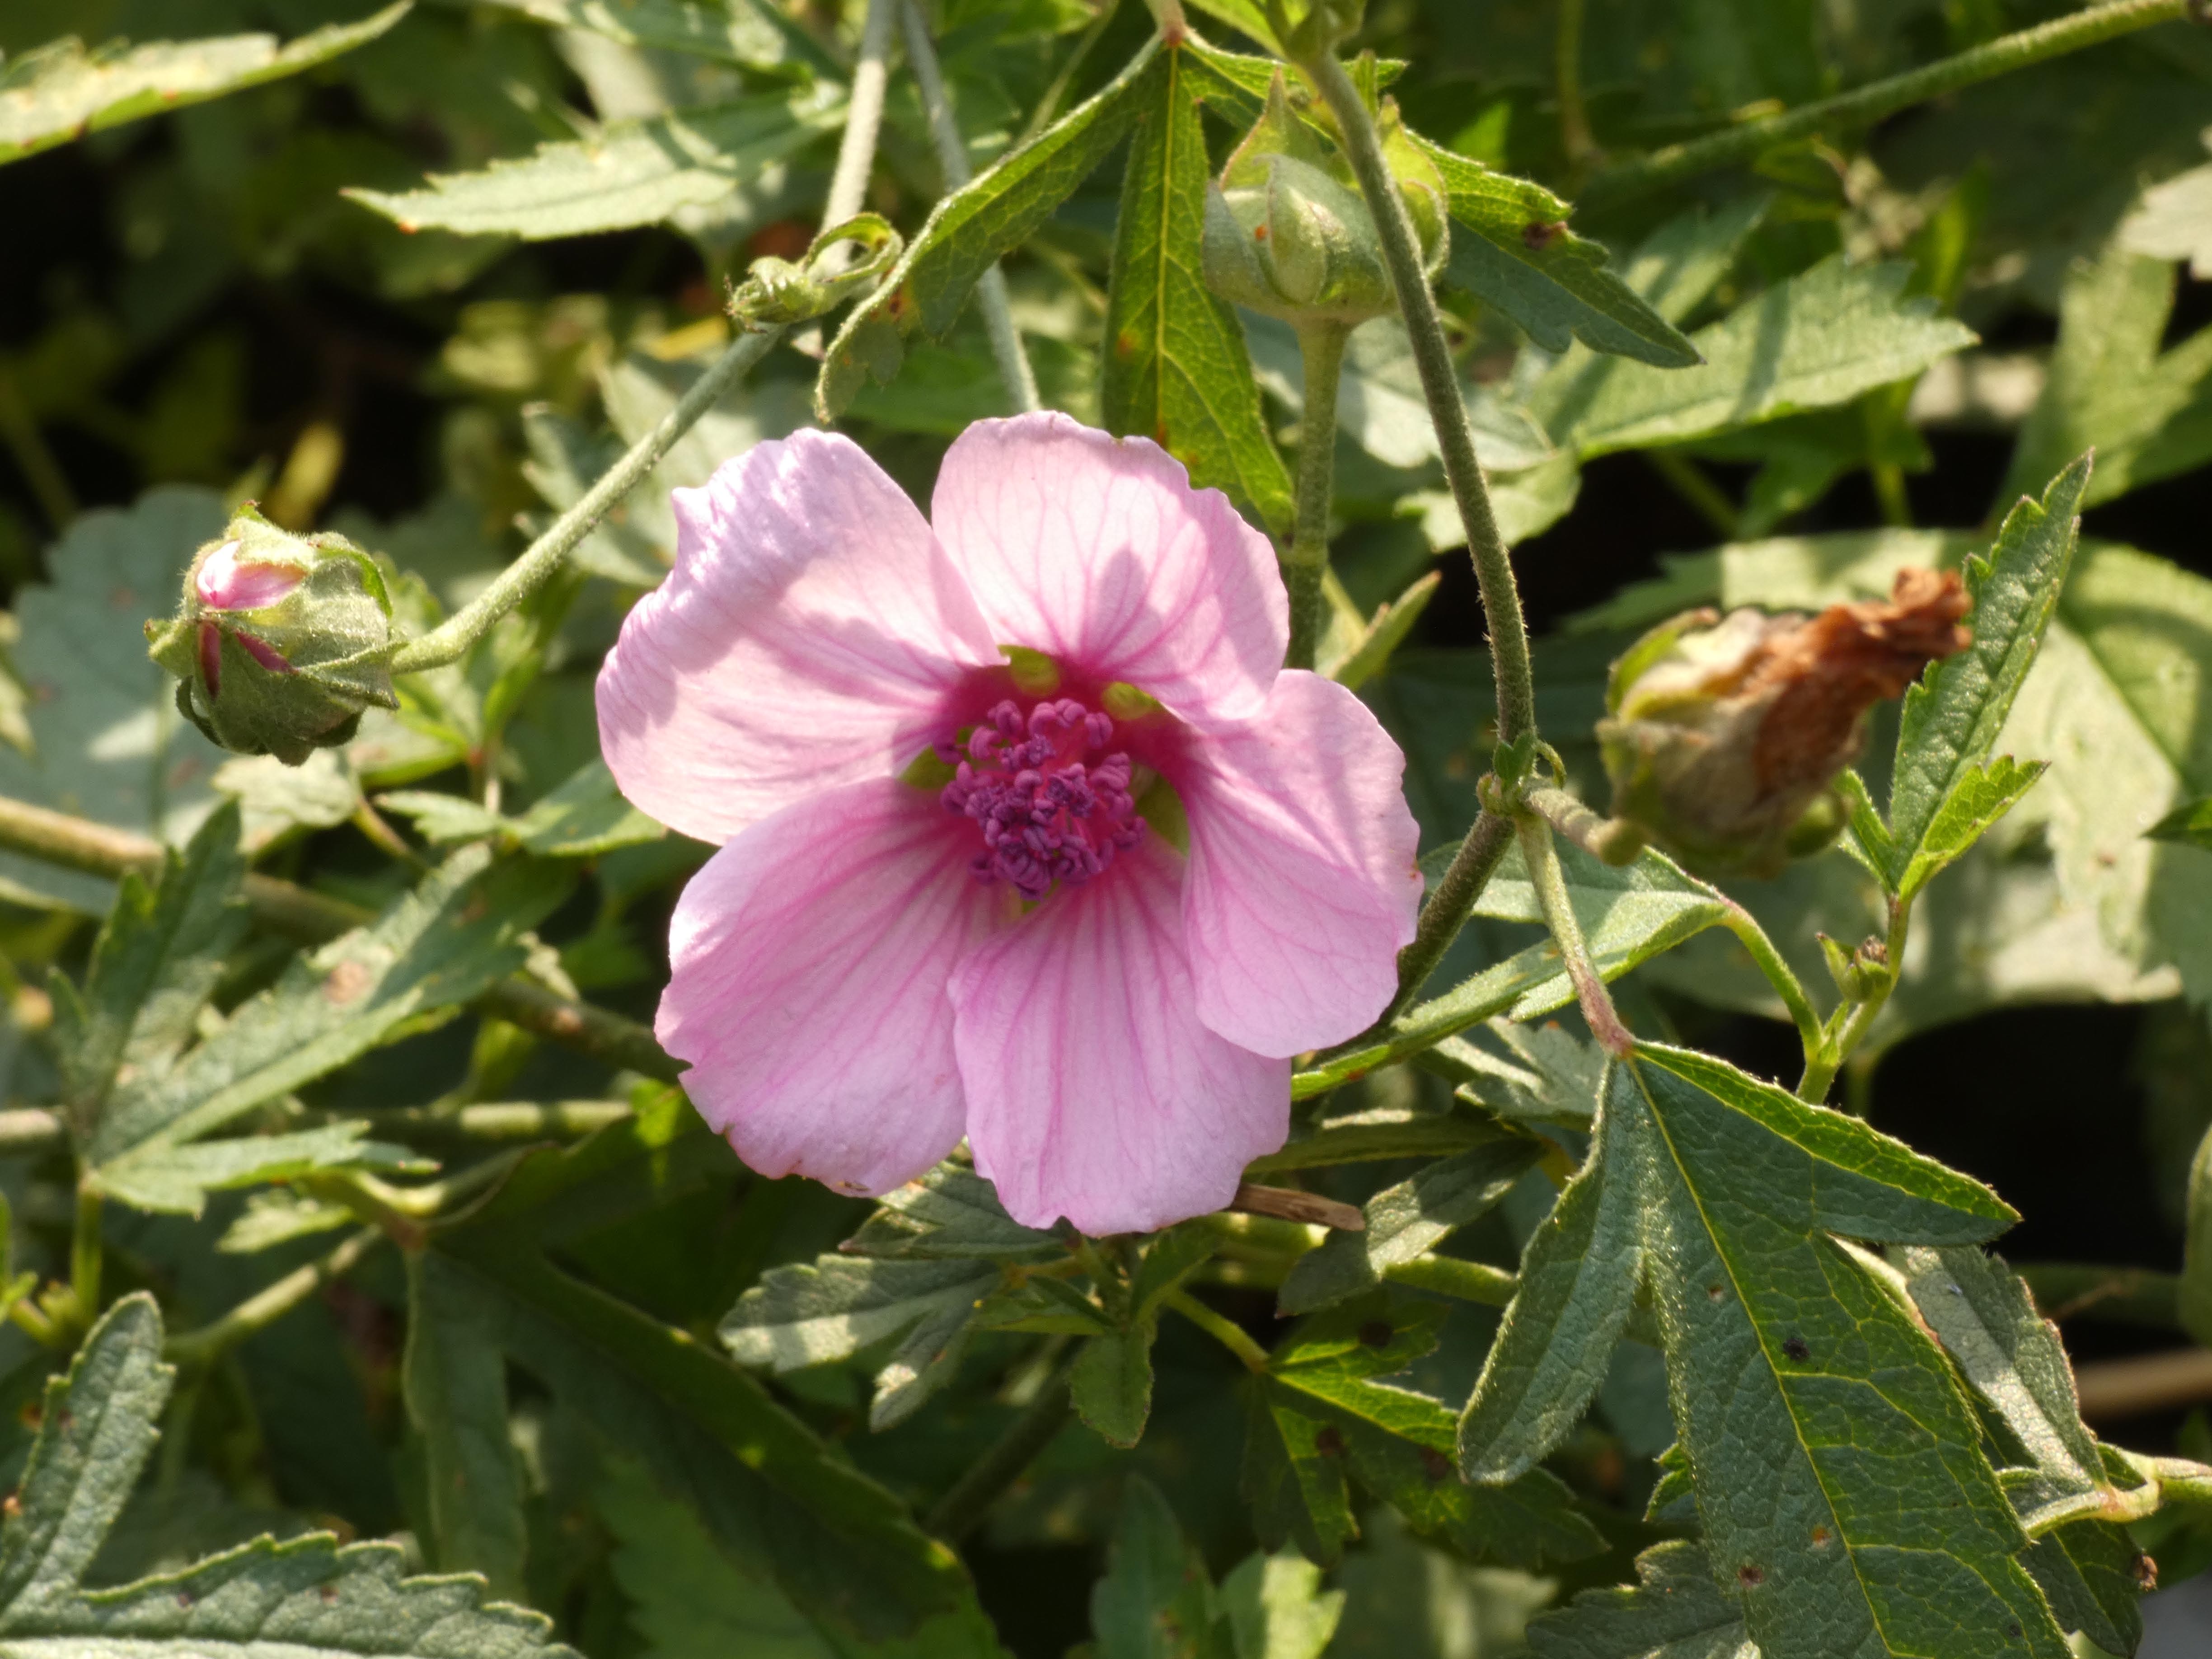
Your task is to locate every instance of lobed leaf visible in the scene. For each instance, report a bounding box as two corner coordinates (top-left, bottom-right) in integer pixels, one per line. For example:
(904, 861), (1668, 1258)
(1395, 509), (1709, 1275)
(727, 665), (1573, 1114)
(1101, 44), (1293, 537)
(1888, 455), (2090, 897)
(721, 1256), (1001, 1373)
(1522, 1540), (1747, 1659)
(403, 1252), (528, 1600)
(0, 5), (410, 165)
(468, 0), (833, 76)
(94, 1122), (423, 1215)
(348, 89), (843, 239)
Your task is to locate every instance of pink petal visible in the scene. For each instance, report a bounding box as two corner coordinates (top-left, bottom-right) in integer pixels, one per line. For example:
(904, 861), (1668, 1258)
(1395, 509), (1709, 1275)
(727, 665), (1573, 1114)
(1179, 671), (1422, 1056)
(196, 540), (301, 611)
(598, 430), (1000, 844)
(659, 778), (1003, 1197)
(929, 413), (1287, 728)
(952, 836), (1288, 1233)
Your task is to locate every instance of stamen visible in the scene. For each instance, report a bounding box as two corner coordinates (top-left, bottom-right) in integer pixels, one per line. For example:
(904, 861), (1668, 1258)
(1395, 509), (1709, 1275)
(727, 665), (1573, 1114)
(939, 693), (1144, 902)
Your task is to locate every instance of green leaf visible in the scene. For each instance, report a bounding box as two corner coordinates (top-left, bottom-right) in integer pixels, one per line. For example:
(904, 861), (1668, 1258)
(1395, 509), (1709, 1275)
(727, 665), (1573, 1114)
(0, 4), (411, 165)
(382, 761), (663, 858)
(2021, 1518), (2145, 1658)
(721, 1256), (1002, 1373)
(1565, 525), (1973, 636)
(1318, 569), (1441, 693)
(1295, 842), (1730, 1097)
(430, 1231), (999, 1647)
(1091, 1478), (1229, 1659)
(1416, 138), (1699, 368)
(347, 89), (843, 239)
(819, 41), (1158, 419)
(2121, 153), (2212, 277)
(1545, 257), (1975, 459)
(1896, 757), (2046, 904)
(1459, 1069), (1644, 1483)
(1888, 455), (2090, 898)
(842, 1160), (1061, 1263)
(1891, 1245), (2107, 1532)
(88, 847), (570, 1173)
(1615, 1047), (2065, 1659)
(94, 1122), (424, 1215)
(1522, 1540), (1747, 1659)
(2002, 244), (2212, 511)
(598, 1457), (841, 1659)
(1244, 1106), (1509, 1174)
(1216, 1551), (1343, 1659)
(2149, 794), (2212, 848)
(403, 1251), (527, 1600)
(1277, 1128), (1542, 1312)
(1247, 1300), (1603, 1570)
(0, 1293), (574, 1658)
(1100, 45), (1292, 538)
(0, 488), (229, 913)
(49, 802), (247, 1146)
(1072, 1328), (1157, 1451)
(2183, 1121), (2212, 1348)
(468, 0), (832, 76)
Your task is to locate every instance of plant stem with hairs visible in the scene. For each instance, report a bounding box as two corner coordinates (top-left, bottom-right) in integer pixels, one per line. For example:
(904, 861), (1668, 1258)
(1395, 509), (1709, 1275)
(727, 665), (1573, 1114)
(1284, 321), (1348, 670)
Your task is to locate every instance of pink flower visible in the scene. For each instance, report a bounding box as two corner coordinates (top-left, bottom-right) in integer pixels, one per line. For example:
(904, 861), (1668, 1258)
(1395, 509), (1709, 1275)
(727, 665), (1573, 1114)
(596, 412), (1420, 1234)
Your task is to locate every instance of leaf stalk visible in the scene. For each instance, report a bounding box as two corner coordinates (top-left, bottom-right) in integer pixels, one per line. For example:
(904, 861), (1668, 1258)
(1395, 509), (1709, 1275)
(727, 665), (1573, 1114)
(1284, 321), (1348, 670)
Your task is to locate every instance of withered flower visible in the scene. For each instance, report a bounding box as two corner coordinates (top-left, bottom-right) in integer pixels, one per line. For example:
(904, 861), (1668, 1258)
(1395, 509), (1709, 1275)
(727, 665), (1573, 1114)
(1598, 568), (1972, 877)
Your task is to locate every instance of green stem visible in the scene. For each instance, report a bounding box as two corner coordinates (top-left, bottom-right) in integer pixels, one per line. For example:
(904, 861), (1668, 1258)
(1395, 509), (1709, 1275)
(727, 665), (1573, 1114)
(1380, 807), (1514, 1023)
(1019, 0), (1120, 146)
(923, 1359), (1075, 1540)
(825, 0), (900, 228)
(1164, 1288), (1270, 1373)
(1554, 0), (1598, 181)
(1714, 901), (1823, 1055)
(0, 361), (76, 533)
(1285, 321), (1349, 670)
(1578, 0), (2193, 211)
(1384, 1255), (1516, 1307)
(901, 0), (1041, 414)
(1798, 896), (1907, 1101)
(315, 1100), (635, 1143)
(69, 1183), (101, 1322)
(165, 1227), (384, 1368)
(1300, 49), (1537, 748)
(1515, 812), (1634, 1057)
(388, 327), (784, 674)
(1645, 450), (1740, 539)
(0, 792), (681, 1084)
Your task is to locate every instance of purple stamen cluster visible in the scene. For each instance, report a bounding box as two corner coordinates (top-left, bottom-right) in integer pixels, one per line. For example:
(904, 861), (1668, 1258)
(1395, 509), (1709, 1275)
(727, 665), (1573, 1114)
(939, 697), (1143, 900)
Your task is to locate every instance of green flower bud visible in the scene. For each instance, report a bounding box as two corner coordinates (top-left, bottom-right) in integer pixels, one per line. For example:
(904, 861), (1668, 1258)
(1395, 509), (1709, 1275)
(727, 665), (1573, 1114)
(1201, 71), (1448, 328)
(1597, 569), (1971, 879)
(145, 506), (398, 766)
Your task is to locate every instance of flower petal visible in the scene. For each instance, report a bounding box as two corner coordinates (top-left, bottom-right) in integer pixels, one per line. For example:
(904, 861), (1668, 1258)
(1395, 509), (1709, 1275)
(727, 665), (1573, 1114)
(1179, 670), (1422, 1056)
(952, 836), (1288, 1233)
(930, 412), (1287, 726)
(598, 430), (999, 843)
(660, 778), (1001, 1197)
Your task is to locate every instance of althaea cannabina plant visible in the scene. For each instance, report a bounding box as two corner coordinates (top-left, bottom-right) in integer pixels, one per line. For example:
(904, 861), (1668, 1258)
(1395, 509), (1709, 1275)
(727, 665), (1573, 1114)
(596, 412), (1421, 1233)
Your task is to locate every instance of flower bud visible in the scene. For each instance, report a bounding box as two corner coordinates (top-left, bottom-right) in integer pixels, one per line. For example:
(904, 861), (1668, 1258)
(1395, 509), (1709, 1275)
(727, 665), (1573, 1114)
(1201, 72), (1448, 328)
(1597, 569), (1971, 878)
(145, 506), (398, 765)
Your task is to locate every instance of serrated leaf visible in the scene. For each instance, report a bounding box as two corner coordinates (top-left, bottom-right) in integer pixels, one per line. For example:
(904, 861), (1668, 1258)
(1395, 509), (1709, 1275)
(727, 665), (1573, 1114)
(88, 847), (571, 1170)
(94, 1122), (423, 1215)
(0, 1294), (574, 1659)
(1092, 1478), (1229, 1659)
(0, 5), (409, 165)
(469, 0), (831, 75)
(1897, 758), (2045, 903)
(382, 763), (664, 858)
(403, 1251), (527, 1600)
(1460, 1069), (1644, 1483)
(2021, 1519), (2145, 1657)
(1522, 1540), (1747, 1659)
(819, 41), (1157, 419)
(348, 89), (843, 239)
(428, 1232), (998, 1646)
(2148, 794), (2212, 848)
(1101, 45), (1292, 538)
(214, 749), (363, 850)
(2002, 244), (2212, 510)
(1246, 1106), (1503, 1174)
(1417, 138), (1698, 368)
(721, 1256), (1000, 1372)
(1544, 257), (1974, 458)
(0, 488), (228, 913)
(1072, 1328), (1156, 1451)
(1278, 1129), (1541, 1312)
(1615, 1047), (2066, 1659)
(49, 802), (246, 1147)
(1296, 842), (1730, 1097)
(1888, 455), (2089, 897)
(869, 1291), (982, 1432)
(842, 1159), (1061, 1263)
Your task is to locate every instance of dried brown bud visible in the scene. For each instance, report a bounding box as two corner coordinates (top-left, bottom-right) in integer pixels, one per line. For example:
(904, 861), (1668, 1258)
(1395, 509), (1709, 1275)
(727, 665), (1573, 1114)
(1599, 569), (1972, 877)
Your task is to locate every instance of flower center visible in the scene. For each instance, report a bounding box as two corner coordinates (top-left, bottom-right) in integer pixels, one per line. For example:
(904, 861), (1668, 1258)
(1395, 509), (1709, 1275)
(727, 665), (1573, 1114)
(938, 696), (1143, 901)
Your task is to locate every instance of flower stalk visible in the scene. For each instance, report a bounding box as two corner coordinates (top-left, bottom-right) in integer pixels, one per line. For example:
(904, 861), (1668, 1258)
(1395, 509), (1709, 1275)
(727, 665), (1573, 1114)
(1284, 321), (1349, 670)
(1514, 811), (1634, 1058)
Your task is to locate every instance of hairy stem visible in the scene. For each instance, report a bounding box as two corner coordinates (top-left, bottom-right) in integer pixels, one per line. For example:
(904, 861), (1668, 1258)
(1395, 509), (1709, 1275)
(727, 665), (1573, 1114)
(0, 792), (680, 1083)
(69, 1182), (102, 1323)
(1300, 49), (1537, 747)
(165, 1226), (384, 1368)
(1798, 897), (1907, 1101)
(1384, 1255), (1517, 1307)
(1381, 807), (1514, 1023)
(1515, 812), (1634, 1057)
(1165, 1289), (1271, 1373)
(1579, 0), (2193, 211)
(902, 0), (1042, 414)
(388, 327), (783, 674)
(1553, 0), (1597, 180)
(1714, 903), (1823, 1054)
(825, 0), (901, 230)
(1284, 321), (1349, 670)
(924, 1359), (1075, 1540)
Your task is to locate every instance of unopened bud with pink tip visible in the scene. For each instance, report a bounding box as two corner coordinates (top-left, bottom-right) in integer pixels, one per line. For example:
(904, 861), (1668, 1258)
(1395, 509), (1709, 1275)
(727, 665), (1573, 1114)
(145, 506), (398, 765)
